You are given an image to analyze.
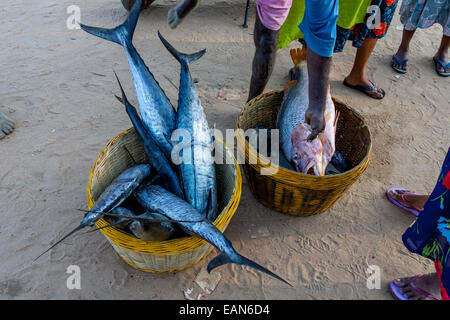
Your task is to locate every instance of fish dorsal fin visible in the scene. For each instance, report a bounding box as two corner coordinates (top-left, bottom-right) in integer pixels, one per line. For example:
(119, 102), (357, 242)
(290, 46), (307, 66)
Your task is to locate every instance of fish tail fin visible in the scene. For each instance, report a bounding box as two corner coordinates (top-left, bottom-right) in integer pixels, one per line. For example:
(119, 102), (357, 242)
(80, 0), (142, 45)
(207, 251), (292, 286)
(290, 46), (307, 66)
(157, 31), (206, 65)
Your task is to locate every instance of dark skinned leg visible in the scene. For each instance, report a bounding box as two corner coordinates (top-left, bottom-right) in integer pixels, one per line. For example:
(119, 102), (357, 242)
(304, 47), (331, 140)
(168, 0), (201, 28)
(393, 28), (416, 71)
(121, 0), (152, 11)
(345, 37), (385, 99)
(247, 14), (279, 102)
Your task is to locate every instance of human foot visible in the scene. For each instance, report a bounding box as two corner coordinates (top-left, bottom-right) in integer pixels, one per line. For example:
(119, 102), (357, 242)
(386, 187), (428, 216)
(433, 54), (449, 77)
(390, 273), (442, 300)
(0, 112), (15, 139)
(392, 47), (409, 73)
(343, 76), (385, 99)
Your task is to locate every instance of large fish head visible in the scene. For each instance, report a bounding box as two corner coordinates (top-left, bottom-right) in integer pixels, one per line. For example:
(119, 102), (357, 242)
(290, 124), (325, 176)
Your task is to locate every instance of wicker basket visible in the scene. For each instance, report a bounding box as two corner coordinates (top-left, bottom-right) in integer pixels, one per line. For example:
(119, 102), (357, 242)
(86, 127), (242, 273)
(236, 90), (371, 216)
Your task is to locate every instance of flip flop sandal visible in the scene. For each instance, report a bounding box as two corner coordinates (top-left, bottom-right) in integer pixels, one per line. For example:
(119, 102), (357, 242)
(392, 55), (408, 74)
(386, 187), (424, 217)
(343, 79), (385, 99)
(433, 57), (450, 77)
(389, 275), (439, 300)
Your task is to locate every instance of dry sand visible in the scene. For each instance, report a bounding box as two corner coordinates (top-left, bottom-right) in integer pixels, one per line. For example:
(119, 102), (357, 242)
(0, 0), (448, 300)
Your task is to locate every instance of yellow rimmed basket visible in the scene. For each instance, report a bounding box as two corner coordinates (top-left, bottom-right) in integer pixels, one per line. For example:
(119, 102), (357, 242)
(236, 90), (372, 216)
(86, 127), (242, 273)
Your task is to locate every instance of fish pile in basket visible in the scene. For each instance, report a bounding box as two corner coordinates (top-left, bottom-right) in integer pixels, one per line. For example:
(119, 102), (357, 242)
(36, 0), (290, 286)
(250, 47), (349, 176)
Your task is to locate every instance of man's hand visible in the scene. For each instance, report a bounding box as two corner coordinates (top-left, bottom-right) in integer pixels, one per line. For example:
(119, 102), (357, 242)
(305, 104), (325, 141)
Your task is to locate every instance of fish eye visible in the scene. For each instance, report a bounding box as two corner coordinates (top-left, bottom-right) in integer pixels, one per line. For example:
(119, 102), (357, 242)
(293, 154), (299, 160)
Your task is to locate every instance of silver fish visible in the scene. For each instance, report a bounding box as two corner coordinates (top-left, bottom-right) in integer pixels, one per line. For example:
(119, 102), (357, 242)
(134, 183), (291, 286)
(158, 32), (217, 220)
(34, 164), (152, 260)
(80, 0), (176, 158)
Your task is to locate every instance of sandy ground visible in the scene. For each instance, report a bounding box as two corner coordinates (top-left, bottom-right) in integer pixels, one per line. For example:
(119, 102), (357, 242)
(0, 0), (449, 300)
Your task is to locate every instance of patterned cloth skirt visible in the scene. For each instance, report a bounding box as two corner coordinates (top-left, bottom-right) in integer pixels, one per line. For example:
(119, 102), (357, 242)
(399, 0), (450, 36)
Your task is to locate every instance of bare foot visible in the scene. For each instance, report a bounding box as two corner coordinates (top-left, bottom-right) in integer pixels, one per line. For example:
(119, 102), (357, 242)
(0, 112), (15, 139)
(387, 188), (428, 211)
(393, 273), (442, 300)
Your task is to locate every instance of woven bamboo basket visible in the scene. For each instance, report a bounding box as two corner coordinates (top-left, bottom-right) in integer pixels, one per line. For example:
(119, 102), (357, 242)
(86, 127), (242, 273)
(236, 90), (371, 216)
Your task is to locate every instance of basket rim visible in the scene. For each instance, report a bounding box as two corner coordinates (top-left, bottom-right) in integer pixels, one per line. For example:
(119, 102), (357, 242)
(86, 127), (242, 255)
(235, 90), (372, 186)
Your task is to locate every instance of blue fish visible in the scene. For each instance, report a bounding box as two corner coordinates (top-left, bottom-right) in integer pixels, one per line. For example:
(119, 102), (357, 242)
(80, 0), (176, 158)
(34, 164), (152, 260)
(134, 183), (291, 286)
(158, 32), (217, 220)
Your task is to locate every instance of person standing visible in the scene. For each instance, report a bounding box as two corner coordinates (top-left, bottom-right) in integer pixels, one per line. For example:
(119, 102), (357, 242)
(391, 0), (449, 76)
(248, 0), (339, 140)
(279, 0), (399, 100)
(387, 148), (450, 300)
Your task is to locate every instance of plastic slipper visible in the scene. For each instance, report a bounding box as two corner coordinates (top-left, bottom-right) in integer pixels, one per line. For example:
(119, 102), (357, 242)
(343, 79), (385, 99)
(386, 187), (423, 217)
(433, 57), (450, 77)
(392, 55), (408, 74)
(389, 275), (439, 300)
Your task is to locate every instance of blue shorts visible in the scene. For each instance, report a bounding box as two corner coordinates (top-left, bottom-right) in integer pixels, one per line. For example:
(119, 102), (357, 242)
(299, 0), (339, 57)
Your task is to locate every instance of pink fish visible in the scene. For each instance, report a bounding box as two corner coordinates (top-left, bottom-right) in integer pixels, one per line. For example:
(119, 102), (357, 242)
(276, 47), (338, 176)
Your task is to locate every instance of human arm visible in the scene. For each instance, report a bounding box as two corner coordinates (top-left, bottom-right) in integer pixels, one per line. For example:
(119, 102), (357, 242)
(299, 0), (338, 140)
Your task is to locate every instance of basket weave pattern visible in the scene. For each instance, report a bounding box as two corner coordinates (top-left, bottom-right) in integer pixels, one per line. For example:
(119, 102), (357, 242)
(236, 90), (371, 216)
(86, 128), (242, 273)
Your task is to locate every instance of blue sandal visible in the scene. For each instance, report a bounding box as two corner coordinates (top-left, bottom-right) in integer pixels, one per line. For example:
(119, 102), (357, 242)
(392, 55), (408, 74)
(433, 57), (450, 77)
